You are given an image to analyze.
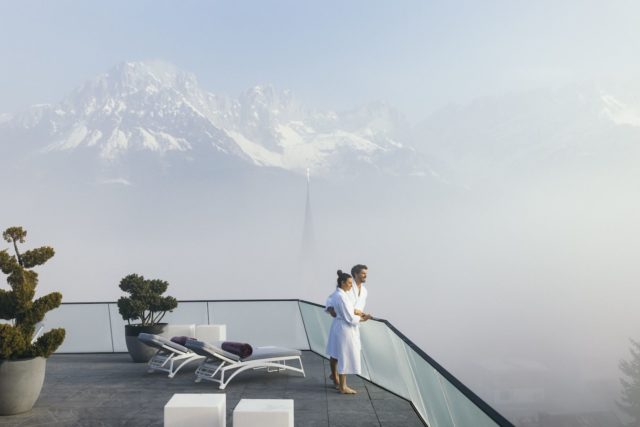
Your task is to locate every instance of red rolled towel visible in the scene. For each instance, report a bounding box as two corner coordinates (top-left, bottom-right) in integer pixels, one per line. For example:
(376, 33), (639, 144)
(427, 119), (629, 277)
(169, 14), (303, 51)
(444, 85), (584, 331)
(221, 341), (253, 358)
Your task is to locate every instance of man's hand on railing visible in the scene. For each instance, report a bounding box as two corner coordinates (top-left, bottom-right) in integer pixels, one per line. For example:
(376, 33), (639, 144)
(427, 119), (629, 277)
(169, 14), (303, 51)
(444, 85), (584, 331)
(360, 313), (372, 322)
(327, 307), (337, 318)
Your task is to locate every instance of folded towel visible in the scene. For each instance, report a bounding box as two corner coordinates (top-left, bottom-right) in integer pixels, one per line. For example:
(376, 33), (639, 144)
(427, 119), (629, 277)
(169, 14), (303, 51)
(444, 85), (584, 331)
(170, 336), (194, 346)
(221, 341), (253, 358)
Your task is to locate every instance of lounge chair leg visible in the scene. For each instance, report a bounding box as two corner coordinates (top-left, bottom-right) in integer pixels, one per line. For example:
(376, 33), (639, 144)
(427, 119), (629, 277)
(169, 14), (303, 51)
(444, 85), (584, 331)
(160, 353), (173, 368)
(299, 357), (306, 377)
(169, 355), (202, 378)
(218, 371), (226, 390)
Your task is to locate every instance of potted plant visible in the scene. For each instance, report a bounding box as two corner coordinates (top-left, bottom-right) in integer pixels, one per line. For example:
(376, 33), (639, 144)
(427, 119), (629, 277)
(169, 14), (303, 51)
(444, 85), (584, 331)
(117, 273), (177, 362)
(0, 227), (66, 415)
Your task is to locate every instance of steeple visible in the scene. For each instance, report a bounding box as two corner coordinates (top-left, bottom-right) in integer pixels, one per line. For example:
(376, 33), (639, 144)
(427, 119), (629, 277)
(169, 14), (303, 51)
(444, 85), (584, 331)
(300, 168), (315, 263)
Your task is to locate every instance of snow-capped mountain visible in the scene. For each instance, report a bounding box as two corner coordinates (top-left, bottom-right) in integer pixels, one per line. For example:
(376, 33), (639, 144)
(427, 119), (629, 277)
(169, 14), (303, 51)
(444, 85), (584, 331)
(6, 62), (636, 189)
(0, 61), (426, 177)
(413, 85), (640, 189)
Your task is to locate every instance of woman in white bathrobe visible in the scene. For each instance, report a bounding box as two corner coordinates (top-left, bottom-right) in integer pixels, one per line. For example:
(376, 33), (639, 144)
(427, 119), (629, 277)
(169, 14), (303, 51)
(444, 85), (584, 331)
(326, 270), (361, 394)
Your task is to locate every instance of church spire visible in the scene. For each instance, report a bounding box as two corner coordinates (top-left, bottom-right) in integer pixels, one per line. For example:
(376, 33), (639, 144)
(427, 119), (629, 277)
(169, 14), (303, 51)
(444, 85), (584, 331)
(300, 168), (315, 263)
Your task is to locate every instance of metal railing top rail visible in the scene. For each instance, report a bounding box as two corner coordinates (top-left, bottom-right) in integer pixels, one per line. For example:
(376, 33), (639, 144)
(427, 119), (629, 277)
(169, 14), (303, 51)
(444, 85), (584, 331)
(59, 298), (302, 304)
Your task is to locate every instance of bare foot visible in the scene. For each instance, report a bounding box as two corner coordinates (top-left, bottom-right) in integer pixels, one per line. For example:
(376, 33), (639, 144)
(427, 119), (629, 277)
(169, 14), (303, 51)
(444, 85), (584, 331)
(339, 386), (357, 394)
(328, 375), (339, 386)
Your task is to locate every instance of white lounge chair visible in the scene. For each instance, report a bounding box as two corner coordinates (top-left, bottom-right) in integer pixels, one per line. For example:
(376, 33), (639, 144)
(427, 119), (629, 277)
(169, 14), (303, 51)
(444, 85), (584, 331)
(185, 340), (305, 390)
(138, 333), (205, 378)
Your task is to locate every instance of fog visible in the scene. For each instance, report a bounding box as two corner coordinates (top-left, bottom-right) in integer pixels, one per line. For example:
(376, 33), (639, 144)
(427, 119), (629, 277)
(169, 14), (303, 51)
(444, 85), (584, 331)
(2, 142), (640, 422)
(2, 1), (640, 424)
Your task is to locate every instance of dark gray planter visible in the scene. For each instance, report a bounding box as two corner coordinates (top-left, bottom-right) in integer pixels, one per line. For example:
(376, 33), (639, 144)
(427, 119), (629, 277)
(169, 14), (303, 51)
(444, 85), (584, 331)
(124, 324), (167, 362)
(0, 356), (46, 415)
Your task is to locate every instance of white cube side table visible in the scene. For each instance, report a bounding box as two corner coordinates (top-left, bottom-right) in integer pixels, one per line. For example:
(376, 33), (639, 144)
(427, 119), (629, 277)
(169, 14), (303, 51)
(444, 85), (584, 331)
(164, 393), (226, 427)
(196, 324), (227, 342)
(233, 399), (294, 427)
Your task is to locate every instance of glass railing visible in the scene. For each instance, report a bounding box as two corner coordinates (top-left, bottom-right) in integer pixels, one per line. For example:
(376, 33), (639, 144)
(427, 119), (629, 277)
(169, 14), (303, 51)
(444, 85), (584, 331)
(45, 300), (309, 352)
(44, 299), (513, 426)
(298, 300), (513, 427)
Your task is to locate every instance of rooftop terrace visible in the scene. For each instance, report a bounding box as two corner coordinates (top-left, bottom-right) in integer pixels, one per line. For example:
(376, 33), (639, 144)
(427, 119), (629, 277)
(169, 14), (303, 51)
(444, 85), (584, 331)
(1, 300), (513, 426)
(1, 352), (425, 427)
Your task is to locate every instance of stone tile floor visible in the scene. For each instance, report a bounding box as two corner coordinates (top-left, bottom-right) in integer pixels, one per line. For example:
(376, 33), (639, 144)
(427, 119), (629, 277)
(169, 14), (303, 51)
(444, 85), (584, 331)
(0, 352), (425, 426)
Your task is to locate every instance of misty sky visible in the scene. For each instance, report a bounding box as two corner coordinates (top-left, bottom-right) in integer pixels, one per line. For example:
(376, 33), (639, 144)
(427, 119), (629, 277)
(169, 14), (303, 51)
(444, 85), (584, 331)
(1, 0), (640, 122)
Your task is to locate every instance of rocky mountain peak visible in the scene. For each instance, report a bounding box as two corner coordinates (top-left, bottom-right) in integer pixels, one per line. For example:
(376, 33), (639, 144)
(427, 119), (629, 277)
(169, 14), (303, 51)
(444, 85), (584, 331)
(0, 61), (427, 177)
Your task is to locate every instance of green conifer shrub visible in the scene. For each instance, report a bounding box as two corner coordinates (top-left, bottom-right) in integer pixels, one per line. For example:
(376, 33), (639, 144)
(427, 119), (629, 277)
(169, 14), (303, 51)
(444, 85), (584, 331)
(619, 339), (640, 426)
(117, 274), (177, 326)
(0, 227), (65, 359)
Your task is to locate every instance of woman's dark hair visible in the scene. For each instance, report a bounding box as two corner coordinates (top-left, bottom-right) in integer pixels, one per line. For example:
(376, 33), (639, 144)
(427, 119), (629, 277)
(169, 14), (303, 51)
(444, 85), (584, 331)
(336, 270), (352, 287)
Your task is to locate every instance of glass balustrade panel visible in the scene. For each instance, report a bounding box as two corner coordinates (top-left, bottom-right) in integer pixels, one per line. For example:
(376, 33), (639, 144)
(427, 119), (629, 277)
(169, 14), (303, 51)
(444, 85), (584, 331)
(109, 301), (210, 350)
(210, 301), (308, 349)
(359, 348), (372, 380)
(298, 302), (332, 357)
(404, 344), (455, 427)
(108, 303), (127, 352)
(384, 334), (429, 421)
(159, 301), (209, 325)
(359, 320), (410, 399)
(46, 303), (113, 352)
(440, 376), (501, 427)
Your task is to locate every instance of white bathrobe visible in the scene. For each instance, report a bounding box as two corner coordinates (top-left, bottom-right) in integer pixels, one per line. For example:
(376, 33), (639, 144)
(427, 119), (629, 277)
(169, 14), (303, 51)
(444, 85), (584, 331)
(350, 283), (368, 313)
(349, 283), (367, 357)
(325, 288), (361, 375)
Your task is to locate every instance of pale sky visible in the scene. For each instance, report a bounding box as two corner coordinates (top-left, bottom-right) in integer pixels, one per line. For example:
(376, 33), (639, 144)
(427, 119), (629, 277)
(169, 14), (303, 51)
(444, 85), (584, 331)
(1, 0), (639, 122)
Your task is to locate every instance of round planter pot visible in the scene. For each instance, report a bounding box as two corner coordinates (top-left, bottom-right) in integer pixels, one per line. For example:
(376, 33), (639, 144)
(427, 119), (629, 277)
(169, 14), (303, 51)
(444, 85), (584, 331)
(124, 324), (167, 362)
(0, 356), (46, 415)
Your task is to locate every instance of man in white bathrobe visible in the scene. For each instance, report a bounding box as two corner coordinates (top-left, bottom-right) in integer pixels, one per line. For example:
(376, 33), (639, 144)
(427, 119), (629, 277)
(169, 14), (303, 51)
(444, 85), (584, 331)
(349, 264), (370, 318)
(326, 264), (371, 385)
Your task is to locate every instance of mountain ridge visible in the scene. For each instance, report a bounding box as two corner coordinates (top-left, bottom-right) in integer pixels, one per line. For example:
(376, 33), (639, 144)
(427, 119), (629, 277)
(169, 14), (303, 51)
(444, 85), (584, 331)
(3, 62), (640, 188)
(0, 61), (426, 178)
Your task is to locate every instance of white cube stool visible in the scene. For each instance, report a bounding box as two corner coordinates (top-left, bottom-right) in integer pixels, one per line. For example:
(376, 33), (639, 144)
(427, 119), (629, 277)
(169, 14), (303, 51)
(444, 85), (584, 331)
(164, 393), (226, 427)
(196, 324), (227, 342)
(233, 399), (293, 427)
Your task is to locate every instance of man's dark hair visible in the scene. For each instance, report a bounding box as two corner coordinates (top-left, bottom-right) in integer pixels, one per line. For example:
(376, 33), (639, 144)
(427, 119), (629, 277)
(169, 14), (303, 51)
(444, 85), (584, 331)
(351, 264), (368, 276)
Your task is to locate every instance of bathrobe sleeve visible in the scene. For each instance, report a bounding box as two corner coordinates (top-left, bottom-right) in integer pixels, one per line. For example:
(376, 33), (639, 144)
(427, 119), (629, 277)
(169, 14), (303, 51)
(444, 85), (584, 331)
(325, 290), (336, 312)
(335, 291), (361, 326)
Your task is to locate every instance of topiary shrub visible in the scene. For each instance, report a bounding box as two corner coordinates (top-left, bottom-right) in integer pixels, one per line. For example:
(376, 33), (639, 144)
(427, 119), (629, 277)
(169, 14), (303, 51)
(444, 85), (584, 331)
(0, 226), (66, 359)
(117, 273), (177, 326)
